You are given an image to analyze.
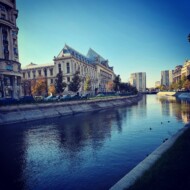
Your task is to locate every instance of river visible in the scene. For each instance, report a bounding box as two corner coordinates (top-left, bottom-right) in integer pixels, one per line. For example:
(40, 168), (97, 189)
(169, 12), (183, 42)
(0, 95), (189, 190)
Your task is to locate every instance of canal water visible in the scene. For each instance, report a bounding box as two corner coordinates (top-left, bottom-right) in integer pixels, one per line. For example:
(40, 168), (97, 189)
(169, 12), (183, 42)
(0, 95), (189, 190)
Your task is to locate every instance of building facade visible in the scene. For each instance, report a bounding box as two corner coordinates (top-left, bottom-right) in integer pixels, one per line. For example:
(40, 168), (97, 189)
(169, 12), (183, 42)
(181, 60), (190, 78)
(21, 45), (115, 95)
(161, 70), (173, 87)
(173, 65), (182, 83)
(0, 0), (21, 98)
(130, 72), (146, 92)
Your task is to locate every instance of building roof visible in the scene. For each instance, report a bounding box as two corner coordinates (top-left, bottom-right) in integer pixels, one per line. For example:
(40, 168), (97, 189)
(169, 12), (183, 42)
(22, 62), (54, 70)
(56, 44), (112, 69)
(57, 44), (92, 64)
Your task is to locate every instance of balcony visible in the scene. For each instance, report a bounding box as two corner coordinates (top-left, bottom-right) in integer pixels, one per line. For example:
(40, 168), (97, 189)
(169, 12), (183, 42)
(0, 0), (14, 8)
(0, 17), (14, 28)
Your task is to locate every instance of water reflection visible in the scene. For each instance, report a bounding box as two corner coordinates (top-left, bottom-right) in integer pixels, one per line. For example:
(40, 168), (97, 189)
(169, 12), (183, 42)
(0, 95), (188, 190)
(157, 96), (190, 123)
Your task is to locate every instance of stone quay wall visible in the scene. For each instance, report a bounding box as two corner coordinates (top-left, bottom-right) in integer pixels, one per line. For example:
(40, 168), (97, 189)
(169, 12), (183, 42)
(0, 95), (142, 126)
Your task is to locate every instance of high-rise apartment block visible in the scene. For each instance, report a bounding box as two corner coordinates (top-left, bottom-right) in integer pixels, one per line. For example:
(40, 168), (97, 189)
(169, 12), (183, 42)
(161, 70), (173, 87)
(0, 0), (21, 98)
(130, 72), (146, 92)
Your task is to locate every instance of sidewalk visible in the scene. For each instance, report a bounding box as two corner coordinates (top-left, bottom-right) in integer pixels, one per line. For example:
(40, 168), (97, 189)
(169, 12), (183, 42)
(127, 125), (190, 190)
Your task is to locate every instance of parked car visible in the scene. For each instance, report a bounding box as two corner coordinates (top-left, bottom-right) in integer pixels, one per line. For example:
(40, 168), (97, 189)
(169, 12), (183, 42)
(96, 93), (105, 97)
(19, 96), (35, 103)
(0, 98), (19, 105)
(60, 94), (71, 101)
(81, 93), (89, 100)
(44, 95), (57, 102)
(70, 94), (81, 100)
(34, 96), (44, 102)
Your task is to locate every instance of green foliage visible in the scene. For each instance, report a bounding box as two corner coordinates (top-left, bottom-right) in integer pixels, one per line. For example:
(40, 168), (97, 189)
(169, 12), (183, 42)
(54, 72), (67, 94)
(68, 71), (82, 92)
(119, 82), (138, 94)
(168, 75), (190, 91)
(113, 75), (121, 91)
(84, 76), (92, 91)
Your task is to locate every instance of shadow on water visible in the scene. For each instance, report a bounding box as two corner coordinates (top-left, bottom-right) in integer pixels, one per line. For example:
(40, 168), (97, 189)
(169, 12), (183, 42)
(0, 105), (131, 190)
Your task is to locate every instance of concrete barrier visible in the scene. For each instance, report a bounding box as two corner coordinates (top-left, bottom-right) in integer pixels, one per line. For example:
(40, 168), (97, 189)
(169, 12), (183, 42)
(0, 95), (142, 126)
(157, 91), (176, 96)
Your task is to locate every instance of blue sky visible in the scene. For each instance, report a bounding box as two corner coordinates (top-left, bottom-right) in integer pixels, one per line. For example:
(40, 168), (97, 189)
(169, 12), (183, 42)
(17, 0), (190, 87)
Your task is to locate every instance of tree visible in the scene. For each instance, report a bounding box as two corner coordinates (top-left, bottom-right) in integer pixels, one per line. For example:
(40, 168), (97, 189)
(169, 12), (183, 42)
(84, 76), (92, 91)
(106, 81), (114, 92)
(68, 71), (81, 92)
(177, 79), (183, 90)
(113, 75), (121, 91)
(54, 72), (67, 94)
(31, 77), (47, 96)
(119, 82), (138, 94)
(48, 84), (56, 95)
(22, 80), (32, 95)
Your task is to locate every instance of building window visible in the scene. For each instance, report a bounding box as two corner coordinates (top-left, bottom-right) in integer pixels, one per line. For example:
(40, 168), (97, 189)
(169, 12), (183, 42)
(28, 72), (30, 78)
(33, 71), (36, 78)
(23, 73), (25, 79)
(1, 13), (6, 20)
(50, 68), (53, 76)
(44, 69), (47, 77)
(67, 77), (70, 82)
(67, 62), (70, 73)
(38, 70), (41, 76)
(17, 77), (21, 86)
(2, 29), (9, 60)
(50, 79), (53, 84)
(0, 5), (6, 12)
(58, 63), (61, 73)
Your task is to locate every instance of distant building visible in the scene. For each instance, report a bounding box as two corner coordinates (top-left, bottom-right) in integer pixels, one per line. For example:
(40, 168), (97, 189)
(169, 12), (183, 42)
(155, 81), (160, 88)
(173, 65), (182, 83)
(0, 0), (21, 98)
(161, 70), (173, 87)
(130, 72), (146, 92)
(181, 60), (190, 78)
(21, 45), (115, 95)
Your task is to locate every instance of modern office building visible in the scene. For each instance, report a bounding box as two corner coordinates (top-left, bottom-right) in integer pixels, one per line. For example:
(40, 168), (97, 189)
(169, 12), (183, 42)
(130, 72), (146, 92)
(0, 0), (21, 98)
(21, 44), (115, 95)
(161, 70), (173, 87)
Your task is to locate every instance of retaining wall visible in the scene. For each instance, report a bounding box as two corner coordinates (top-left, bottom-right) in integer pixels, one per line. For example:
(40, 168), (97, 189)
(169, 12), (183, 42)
(0, 95), (142, 126)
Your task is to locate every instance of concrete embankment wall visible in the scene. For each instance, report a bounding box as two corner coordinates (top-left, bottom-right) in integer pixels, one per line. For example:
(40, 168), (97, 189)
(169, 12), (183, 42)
(0, 95), (142, 126)
(157, 91), (177, 96)
(157, 91), (190, 99)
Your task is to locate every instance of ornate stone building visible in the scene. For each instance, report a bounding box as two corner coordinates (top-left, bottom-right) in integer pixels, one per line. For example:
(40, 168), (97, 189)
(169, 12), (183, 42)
(0, 0), (21, 98)
(21, 45), (115, 95)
